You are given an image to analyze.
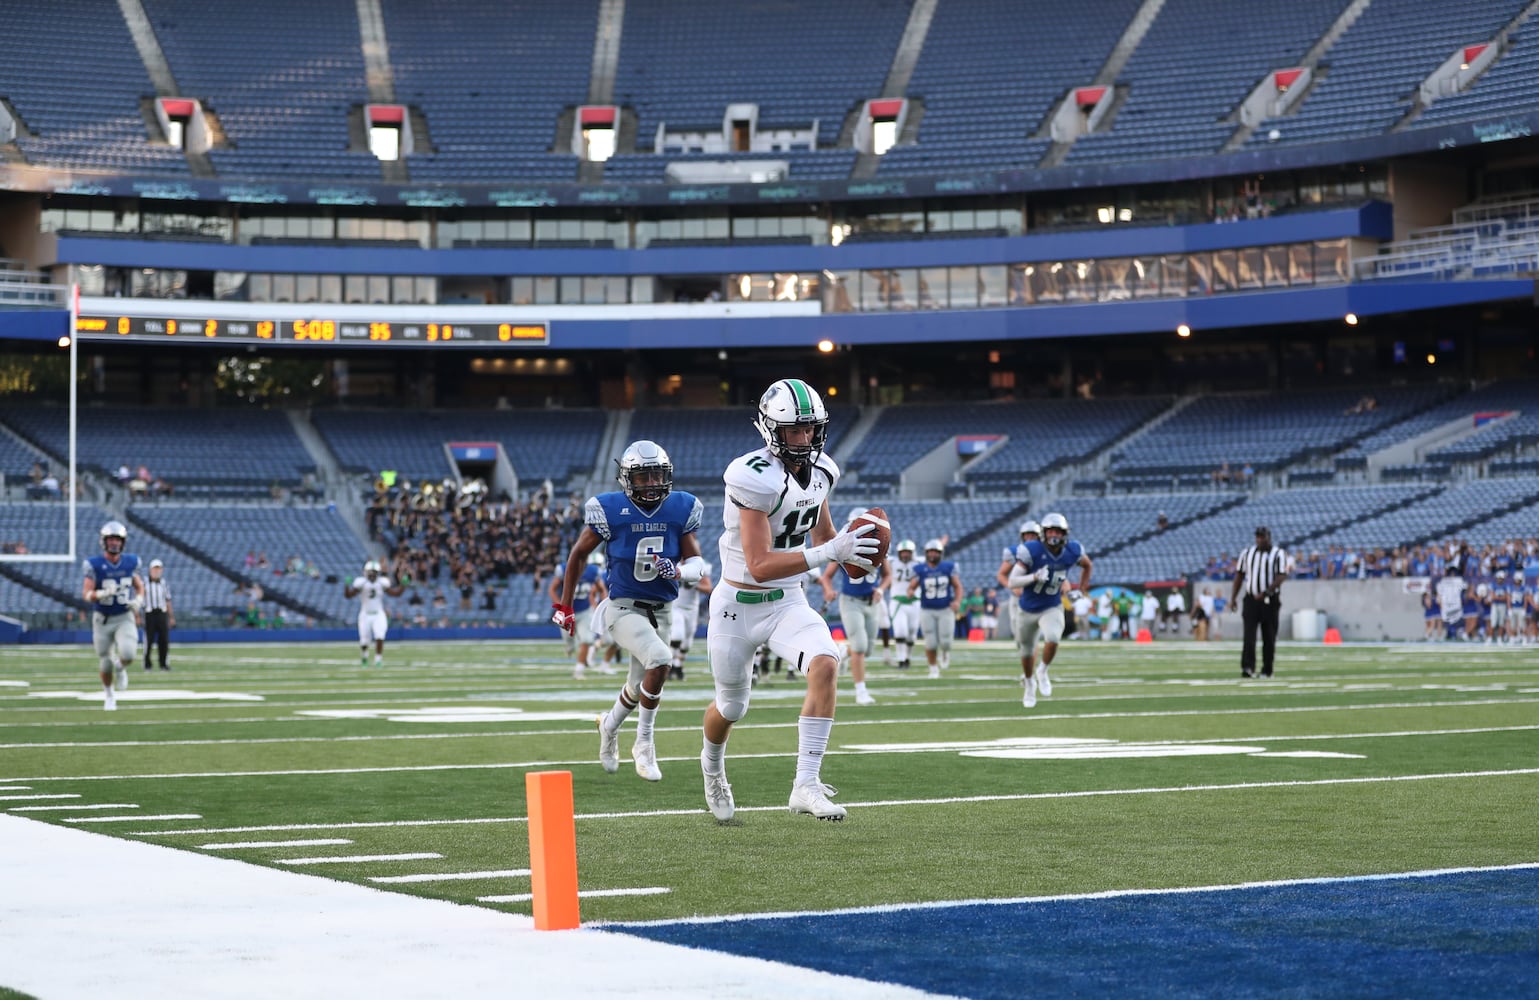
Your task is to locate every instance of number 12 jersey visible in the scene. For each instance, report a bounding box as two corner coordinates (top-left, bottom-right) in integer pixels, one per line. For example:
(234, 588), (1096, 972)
(720, 447), (839, 589)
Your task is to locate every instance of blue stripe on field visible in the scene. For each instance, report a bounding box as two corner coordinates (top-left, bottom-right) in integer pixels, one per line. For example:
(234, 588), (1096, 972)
(609, 868), (1539, 999)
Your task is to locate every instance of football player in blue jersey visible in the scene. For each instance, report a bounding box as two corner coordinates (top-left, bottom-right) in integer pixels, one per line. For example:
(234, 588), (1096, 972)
(998, 519), (1041, 654)
(553, 440), (704, 782)
(820, 507), (890, 706)
(1011, 512), (1092, 708)
(548, 550), (609, 678)
(82, 520), (145, 711)
(908, 539), (961, 679)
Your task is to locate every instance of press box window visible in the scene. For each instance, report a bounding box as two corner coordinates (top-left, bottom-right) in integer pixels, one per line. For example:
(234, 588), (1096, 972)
(578, 106), (617, 162)
(366, 105), (407, 162)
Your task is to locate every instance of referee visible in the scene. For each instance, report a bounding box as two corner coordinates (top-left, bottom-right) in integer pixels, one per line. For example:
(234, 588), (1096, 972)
(1231, 526), (1288, 678)
(142, 558), (174, 671)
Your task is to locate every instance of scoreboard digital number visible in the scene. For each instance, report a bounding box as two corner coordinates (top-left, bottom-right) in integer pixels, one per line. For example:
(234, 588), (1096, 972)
(76, 316), (549, 347)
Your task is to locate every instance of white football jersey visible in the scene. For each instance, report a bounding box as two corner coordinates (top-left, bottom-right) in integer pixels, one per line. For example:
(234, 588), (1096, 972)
(888, 554), (918, 594)
(675, 569), (709, 614)
(719, 446), (839, 590)
(353, 576), (391, 616)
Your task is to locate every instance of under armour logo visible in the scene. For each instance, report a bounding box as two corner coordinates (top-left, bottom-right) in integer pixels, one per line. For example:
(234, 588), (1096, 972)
(721, 610), (737, 620)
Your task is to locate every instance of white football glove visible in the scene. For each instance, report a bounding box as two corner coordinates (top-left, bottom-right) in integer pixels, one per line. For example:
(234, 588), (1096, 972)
(805, 522), (878, 572)
(95, 578), (118, 598)
(1029, 567), (1050, 584)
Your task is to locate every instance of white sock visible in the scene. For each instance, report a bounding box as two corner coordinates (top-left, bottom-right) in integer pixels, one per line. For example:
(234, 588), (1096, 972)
(794, 716), (834, 788)
(701, 736), (726, 775)
(855, 681), (869, 697)
(636, 705), (656, 743)
(939, 652), (949, 669)
(604, 691), (636, 733)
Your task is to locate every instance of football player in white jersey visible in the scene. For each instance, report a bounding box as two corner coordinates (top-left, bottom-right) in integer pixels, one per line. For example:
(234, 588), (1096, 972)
(699, 378), (878, 823)
(670, 559), (713, 679)
(345, 560), (404, 667)
(887, 540), (920, 669)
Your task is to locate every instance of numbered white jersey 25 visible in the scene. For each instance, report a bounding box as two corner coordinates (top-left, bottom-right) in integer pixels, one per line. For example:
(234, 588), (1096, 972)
(719, 447), (839, 590)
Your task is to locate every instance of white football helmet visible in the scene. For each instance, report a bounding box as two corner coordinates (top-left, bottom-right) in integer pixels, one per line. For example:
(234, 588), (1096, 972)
(100, 520), (127, 556)
(363, 559), (382, 579)
(755, 378), (828, 465)
(1041, 513), (1069, 554)
(586, 550), (606, 567)
(1019, 520), (1041, 540)
(615, 439), (673, 506)
(845, 506), (868, 527)
(924, 538), (945, 554)
(896, 539), (916, 560)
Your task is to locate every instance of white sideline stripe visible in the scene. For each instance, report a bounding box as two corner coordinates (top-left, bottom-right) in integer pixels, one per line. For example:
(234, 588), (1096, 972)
(5, 696), (1536, 757)
(132, 767), (1539, 836)
(0, 786), (31, 790)
(66, 814), (201, 824)
(596, 862), (1539, 929)
(372, 869), (531, 884)
(0, 815), (937, 1000)
(277, 852), (442, 866)
(479, 887), (671, 903)
(10, 803), (139, 812)
(0, 793), (79, 801)
(201, 838), (354, 850)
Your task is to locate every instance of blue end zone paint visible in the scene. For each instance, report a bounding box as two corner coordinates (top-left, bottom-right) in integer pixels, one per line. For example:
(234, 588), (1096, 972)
(611, 868), (1539, 999)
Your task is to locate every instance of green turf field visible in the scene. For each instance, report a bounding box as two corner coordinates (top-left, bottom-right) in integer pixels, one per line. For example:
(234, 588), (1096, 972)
(2, 639), (1535, 924)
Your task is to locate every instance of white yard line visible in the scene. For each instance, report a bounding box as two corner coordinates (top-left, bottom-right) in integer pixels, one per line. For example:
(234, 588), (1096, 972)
(277, 852), (442, 865)
(132, 767), (1539, 836)
(66, 813), (201, 823)
(596, 862), (1539, 929)
(202, 839), (353, 850)
(0, 814), (946, 1000)
(479, 887), (671, 904)
(370, 869), (530, 883)
(0, 793), (80, 801)
(6, 699), (1537, 769)
(10, 803), (139, 812)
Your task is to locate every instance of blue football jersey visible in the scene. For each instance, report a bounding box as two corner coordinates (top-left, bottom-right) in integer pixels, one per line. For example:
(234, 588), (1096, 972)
(84, 553), (141, 617)
(585, 490), (703, 603)
(911, 560), (957, 609)
(1013, 539), (1086, 613)
(553, 562), (603, 611)
(837, 564), (877, 598)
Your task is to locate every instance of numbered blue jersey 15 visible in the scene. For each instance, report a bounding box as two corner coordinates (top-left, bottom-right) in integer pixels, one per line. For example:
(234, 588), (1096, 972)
(1013, 539), (1086, 613)
(586, 490), (703, 603)
(84, 553), (141, 617)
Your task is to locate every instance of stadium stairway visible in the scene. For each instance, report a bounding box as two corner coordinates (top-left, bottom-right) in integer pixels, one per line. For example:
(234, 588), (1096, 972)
(1289, 484), (1444, 550)
(1076, 492), (1248, 569)
(122, 509), (331, 623)
(286, 410), (380, 558)
(1033, 394), (1194, 499)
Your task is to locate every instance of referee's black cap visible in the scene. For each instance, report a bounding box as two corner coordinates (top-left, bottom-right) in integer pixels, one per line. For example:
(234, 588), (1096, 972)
(1254, 525), (1271, 538)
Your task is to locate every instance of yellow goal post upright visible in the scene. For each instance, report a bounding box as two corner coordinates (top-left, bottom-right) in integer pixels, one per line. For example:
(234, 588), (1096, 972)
(0, 281), (78, 567)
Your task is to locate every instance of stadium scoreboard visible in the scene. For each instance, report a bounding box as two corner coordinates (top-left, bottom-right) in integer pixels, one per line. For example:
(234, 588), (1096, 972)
(76, 315), (549, 347)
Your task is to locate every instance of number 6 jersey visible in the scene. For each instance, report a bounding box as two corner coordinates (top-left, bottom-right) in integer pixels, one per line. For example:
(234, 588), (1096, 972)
(720, 446), (839, 589)
(586, 489), (703, 603)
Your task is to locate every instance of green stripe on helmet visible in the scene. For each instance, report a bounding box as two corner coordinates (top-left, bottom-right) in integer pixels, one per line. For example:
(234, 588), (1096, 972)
(787, 378), (813, 417)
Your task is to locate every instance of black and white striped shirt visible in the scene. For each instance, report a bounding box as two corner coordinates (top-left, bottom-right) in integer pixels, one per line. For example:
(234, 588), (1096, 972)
(144, 578), (171, 613)
(1235, 545), (1288, 599)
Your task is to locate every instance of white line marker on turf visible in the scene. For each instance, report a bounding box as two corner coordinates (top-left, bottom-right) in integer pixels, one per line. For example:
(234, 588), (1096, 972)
(0, 794), (80, 802)
(1251, 751), (1366, 759)
(277, 853), (442, 866)
(65, 814), (201, 824)
(201, 839), (354, 850)
(478, 887), (670, 903)
(10, 803), (139, 812)
(371, 869), (531, 884)
(128, 766), (1539, 837)
(0, 786), (32, 791)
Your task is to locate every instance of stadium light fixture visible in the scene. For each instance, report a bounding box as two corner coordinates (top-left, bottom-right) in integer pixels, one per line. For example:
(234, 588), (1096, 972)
(1345, 313), (1359, 325)
(1176, 324), (1192, 338)
(1426, 354), (1437, 365)
(817, 339), (835, 353)
(57, 336), (70, 348)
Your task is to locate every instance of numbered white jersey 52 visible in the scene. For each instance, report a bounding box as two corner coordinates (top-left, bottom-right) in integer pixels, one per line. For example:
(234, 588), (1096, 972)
(719, 446), (840, 590)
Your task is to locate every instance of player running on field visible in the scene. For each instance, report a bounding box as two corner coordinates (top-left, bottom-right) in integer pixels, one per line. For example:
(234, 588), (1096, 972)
(1009, 513), (1093, 707)
(345, 560), (405, 667)
(554, 440), (704, 782)
(699, 378), (879, 822)
(83, 521), (144, 711)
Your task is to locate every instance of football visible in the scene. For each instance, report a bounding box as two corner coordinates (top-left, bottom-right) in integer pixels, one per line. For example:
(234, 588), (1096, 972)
(844, 506), (892, 581)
